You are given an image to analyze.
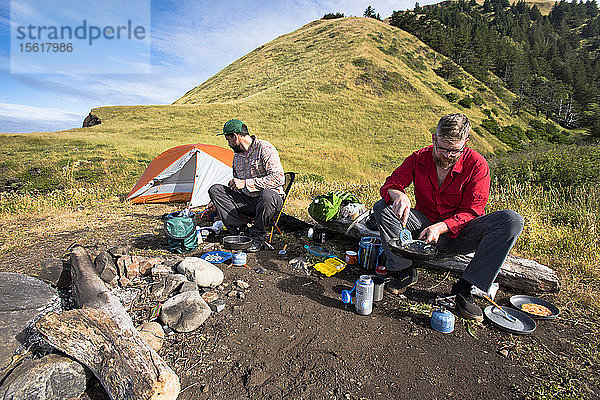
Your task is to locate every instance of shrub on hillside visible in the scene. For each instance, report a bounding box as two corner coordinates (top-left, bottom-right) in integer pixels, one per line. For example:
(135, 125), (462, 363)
(458, 97), (473, 108)
(527, 119), (570, 144)
(471, 92), (484, 106)
(449, 78), (465, 90)
(445, 92), (459, 102)
(481, 117), (502, 136)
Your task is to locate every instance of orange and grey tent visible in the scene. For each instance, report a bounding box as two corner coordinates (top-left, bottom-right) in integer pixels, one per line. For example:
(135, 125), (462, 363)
(127, 144), (233, 207)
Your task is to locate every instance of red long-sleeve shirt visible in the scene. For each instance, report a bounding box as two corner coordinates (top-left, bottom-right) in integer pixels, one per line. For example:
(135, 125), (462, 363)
(380, 146), (490, 237)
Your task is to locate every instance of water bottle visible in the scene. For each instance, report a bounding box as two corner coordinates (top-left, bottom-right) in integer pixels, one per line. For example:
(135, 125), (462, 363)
(355, 275), (374, 315)
(341, 275), (374, 315)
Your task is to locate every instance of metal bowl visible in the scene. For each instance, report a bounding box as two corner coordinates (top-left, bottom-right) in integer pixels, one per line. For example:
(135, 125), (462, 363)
(388, 239), (438, 260)
(222, 235), (253, 250)
(509, 295), (560, 320)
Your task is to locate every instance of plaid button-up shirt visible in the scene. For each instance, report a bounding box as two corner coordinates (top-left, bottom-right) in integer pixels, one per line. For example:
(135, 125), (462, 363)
(233, 136), (285, 197)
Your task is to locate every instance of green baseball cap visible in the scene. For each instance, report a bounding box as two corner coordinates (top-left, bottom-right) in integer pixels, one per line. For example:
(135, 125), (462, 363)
(219, 119), (244, 135)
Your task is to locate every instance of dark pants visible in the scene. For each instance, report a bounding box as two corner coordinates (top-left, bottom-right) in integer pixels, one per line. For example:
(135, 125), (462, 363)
(373, 199), (524, 291)
(208, 184), (283, 240)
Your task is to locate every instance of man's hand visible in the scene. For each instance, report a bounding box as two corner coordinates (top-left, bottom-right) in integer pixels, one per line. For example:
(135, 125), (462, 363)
(418, 222), (449, 243)
(229, 178), (245, 190)
(206, 201), (216, 213)
(389, 189), (411, 226)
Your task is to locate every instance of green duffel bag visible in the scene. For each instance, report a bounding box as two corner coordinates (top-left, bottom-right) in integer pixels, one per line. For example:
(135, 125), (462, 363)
(308, 191), (360, 222)
(163, 212), (198, 254)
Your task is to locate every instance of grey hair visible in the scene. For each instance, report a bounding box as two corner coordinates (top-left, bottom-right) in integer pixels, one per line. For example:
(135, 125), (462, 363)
(436, 113), (471, 143)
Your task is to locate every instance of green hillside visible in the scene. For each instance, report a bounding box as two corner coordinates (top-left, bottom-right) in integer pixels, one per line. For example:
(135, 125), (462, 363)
(10, 17), (524, 187)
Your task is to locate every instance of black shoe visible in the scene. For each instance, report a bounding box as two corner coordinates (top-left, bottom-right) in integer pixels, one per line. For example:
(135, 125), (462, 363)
(247, 239), (264, 253)
(386, 267), (418, 295)
(451, 279), (483, 322)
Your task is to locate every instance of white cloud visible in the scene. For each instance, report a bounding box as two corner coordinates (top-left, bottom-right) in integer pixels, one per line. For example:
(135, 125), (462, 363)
(0, 102), (81, 122)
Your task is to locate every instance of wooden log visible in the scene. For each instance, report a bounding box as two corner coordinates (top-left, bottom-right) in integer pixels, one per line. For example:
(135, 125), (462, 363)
(323, 218), (560, 294)
(35, 246), (180, 400)
(419, 254), (560, 294)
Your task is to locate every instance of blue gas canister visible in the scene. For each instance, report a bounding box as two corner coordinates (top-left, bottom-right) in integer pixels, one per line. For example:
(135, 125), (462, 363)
(431, 308), (455, 333)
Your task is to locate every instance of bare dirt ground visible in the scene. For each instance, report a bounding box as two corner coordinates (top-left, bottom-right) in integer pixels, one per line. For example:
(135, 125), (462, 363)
(1, 203), (598, 400)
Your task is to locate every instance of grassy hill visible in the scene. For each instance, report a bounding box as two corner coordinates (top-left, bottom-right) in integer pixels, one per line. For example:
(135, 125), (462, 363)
(1, 18), (524, 193)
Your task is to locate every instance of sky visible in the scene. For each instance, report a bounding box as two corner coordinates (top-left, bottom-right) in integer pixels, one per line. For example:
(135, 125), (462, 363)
(0, 0), (433, 133)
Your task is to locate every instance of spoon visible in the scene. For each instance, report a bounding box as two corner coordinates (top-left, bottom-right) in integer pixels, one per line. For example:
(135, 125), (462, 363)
(483, 294), (517, 323)
(399, 223), (412, 244)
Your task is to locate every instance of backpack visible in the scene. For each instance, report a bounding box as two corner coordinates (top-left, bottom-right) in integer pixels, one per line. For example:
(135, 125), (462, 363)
(308, 191), (360, 222)
(163, 212), (198, 254)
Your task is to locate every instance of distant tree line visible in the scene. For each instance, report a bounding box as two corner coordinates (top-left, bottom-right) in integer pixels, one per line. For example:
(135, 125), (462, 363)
(322, 12), (344, 19)
(389, 0), (600, 137)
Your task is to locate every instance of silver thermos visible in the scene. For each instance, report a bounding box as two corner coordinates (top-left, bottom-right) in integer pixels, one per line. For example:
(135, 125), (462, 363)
(354, 275), (374, 315)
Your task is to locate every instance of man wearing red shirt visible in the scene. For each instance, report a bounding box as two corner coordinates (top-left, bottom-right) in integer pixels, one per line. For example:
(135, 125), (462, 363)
(374, 114), (524, 321)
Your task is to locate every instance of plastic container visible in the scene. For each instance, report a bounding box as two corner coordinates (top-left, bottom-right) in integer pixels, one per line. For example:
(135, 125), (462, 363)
(313, 257), (347, 277)
(345, 251), (358, 265)
(196, 226), (203, 243)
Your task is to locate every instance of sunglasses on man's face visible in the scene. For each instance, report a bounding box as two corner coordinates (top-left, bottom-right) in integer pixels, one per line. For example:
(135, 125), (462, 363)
(224, 133), (236, 139)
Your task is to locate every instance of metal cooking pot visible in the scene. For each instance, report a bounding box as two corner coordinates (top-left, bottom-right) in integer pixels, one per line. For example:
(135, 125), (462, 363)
(222, 235), (253, 250)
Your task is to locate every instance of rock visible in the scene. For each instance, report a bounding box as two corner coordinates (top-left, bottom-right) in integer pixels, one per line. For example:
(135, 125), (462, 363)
(108, 244), (131, 257)
(94, 251), (118, 285)
(151, 274), (187, 301)
(209, 299), (226, 313)
(82, 112), (101, 127)
(235, 280), (249, 290)
(164, 257), (183, 269)
(499, 348), (509, 358)
(237, 292), (246, 300)
(159, 291), (211, 333)
(227, 290), (238, 298)
(38, 259), (71, 288)
(139, 258), (159, 276)
(201, 291), (218, 303)
(177, 257), (224, 288)
(119, 276), (131, 287)
(152, 265), (173, 278)
(0, 354), (86, 399)
(125, 260), (140, 279)
(0, 273), (59, 381)
(116, 255), (132, 277)
(179, 281), (198, 293)
(137, 322), (165, 352)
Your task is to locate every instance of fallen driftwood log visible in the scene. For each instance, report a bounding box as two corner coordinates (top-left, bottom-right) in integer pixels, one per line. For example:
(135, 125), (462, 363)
(324, 217), (560, 293)
(36, 246), (180, 400)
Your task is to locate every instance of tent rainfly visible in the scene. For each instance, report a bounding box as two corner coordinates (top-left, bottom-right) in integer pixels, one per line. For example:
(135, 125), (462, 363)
(126, 143), (233, 207)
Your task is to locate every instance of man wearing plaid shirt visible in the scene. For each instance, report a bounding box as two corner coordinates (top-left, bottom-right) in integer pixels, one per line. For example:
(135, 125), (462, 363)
(208, 119), (285, 252)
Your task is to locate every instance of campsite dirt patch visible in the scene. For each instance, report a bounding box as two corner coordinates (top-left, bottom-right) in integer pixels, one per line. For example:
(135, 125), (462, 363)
(1, 204), (599, 399)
